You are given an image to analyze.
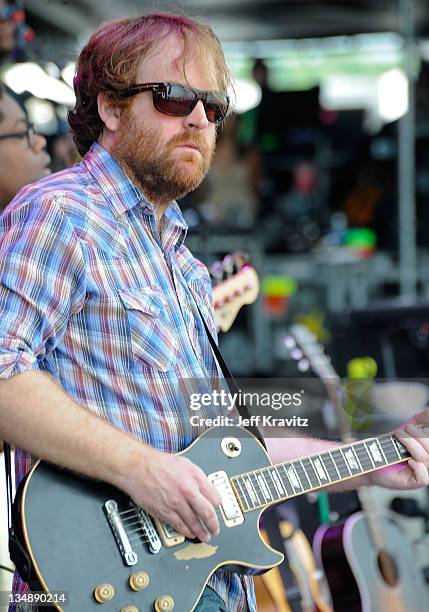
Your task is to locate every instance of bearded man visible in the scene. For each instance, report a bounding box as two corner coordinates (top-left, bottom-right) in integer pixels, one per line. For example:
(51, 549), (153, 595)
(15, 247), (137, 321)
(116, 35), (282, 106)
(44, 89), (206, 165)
(1, 13), (429, 612)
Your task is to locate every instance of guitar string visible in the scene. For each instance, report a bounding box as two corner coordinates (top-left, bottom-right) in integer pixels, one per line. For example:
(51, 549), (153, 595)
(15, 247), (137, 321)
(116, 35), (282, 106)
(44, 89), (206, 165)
(119, 508), (141, 516)
(112, 440), (400, 519)
(121, 519), (143, 529)
(232, 441), (400, 508)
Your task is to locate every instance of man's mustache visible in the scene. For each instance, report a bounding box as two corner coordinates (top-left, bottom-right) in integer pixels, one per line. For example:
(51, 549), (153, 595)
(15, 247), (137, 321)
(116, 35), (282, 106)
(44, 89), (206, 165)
(168, 133), (212, 155)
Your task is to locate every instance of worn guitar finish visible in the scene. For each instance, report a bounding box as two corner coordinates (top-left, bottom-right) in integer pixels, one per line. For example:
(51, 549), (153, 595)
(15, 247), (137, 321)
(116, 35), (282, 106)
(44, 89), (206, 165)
(16, 427), (282, 612)
(15, 425), (412, 612)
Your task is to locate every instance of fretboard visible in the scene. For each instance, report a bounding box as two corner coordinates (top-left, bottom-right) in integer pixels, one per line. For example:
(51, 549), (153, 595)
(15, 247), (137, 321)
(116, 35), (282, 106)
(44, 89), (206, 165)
(230, 433), (409, 512)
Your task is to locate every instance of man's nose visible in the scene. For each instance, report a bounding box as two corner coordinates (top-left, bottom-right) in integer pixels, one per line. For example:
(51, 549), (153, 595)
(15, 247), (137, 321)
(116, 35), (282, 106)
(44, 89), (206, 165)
(31, 132), (47, 151)
(184, 100), (210, 129)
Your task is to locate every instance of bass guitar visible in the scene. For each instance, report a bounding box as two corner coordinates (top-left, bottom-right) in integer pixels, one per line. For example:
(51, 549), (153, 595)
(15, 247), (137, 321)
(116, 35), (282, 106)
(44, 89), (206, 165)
(12, 423), (421, 611)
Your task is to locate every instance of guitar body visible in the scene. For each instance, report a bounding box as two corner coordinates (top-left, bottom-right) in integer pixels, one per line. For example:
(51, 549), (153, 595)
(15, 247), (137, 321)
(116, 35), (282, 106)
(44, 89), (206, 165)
(15, 427), (283, 611)
(314, 511), (427, 612)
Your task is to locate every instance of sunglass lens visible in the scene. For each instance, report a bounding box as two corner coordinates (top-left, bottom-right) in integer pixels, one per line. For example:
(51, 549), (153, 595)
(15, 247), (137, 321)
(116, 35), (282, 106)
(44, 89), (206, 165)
(205, 96), (229, 124)
(154, 84), (196, 117)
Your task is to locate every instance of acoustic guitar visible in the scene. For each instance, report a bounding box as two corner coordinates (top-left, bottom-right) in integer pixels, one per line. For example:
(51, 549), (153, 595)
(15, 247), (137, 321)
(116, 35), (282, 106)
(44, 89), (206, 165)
(287, 324), (428, 612)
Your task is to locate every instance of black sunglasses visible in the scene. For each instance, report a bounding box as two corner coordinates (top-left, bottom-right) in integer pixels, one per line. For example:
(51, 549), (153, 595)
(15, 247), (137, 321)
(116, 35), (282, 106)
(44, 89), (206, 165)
(116, 82), (229, 125)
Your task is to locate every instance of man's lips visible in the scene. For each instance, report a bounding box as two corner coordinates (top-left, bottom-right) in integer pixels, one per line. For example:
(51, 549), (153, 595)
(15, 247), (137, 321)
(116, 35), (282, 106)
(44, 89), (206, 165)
(176, 143), (201, 153)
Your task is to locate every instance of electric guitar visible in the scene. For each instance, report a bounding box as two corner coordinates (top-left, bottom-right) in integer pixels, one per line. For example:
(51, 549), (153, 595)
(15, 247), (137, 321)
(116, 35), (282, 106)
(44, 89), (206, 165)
(13, 423), (421, 611)
(287, 324), (428, 612)
(210, 253), (259, 332)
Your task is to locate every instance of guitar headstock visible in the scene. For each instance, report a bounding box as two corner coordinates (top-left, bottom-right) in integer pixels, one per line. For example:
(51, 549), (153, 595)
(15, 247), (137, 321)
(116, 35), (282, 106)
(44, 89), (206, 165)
(211, 253), (259, 333)
(285, 324), (339, 381)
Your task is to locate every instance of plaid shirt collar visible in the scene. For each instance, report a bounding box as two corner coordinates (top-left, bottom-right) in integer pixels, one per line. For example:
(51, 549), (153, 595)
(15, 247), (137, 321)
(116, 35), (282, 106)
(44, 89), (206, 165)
(84, 142), (188, 251)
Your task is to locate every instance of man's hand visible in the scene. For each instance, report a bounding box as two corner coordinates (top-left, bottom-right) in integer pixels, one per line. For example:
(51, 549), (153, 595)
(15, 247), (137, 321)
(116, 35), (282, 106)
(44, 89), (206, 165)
(124, 448), (222, 543)
(368, 407), (429, 490)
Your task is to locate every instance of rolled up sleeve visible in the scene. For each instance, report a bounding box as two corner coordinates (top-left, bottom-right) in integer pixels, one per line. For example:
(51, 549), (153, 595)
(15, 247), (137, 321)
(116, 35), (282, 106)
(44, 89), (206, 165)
(0, 194), (86, 379)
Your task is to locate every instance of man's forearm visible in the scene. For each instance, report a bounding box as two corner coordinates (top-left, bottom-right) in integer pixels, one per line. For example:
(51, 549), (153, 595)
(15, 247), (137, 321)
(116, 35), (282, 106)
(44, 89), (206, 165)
(0, 370), (153, 494)
(265, 433), (370, 491)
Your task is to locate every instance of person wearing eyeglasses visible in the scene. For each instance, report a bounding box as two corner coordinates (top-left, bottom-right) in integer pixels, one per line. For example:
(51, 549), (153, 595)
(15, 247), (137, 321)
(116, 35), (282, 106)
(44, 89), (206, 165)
(0, 0), (34, 65)
(0, 84), (50, 211)
(0, 13), (429, 612)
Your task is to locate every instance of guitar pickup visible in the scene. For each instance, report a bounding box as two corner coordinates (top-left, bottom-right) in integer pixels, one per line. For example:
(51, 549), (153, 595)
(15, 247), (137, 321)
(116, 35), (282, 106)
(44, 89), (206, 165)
(208, 471), (244, 528)
(154, 519), (185, 548)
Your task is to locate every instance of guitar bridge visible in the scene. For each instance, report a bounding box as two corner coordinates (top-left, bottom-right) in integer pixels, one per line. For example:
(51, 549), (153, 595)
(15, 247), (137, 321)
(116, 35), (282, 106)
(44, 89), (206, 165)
(104, 499), (138, 566)
(104, 499), (163, 567)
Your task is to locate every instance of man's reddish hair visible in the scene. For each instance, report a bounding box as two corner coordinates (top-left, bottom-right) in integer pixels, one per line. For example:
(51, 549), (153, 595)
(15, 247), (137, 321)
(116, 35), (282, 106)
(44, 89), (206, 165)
(68, 12), (232, 156)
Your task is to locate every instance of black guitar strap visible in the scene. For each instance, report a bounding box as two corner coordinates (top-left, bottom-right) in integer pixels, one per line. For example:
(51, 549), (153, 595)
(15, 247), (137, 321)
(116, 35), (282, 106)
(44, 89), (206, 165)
(196, 306), (266, 450)
(3, 441), (34, 582)
(3, 441), (13, 537)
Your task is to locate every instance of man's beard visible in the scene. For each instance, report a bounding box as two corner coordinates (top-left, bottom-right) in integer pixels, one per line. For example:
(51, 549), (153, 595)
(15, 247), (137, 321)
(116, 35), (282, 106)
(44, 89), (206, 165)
(112, 113), (215, 204)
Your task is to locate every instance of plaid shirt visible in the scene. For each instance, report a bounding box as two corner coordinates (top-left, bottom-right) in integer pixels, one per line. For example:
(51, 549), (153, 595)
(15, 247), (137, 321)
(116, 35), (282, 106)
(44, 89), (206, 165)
(0, 143), (255, 611)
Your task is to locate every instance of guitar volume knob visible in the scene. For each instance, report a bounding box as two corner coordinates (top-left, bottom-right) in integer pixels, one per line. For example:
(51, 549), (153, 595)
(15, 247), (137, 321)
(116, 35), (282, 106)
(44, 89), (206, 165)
(93, 583), (115, 603)
(154, 595), (174, 611)
(129, 571), (150, 591)
(120, 607), (139, 612)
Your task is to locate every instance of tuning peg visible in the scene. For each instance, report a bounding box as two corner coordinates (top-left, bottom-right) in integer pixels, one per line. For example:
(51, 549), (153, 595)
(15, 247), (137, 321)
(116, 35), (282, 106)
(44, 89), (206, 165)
(222, 254), (235, 277)
(284, 336), (296, 350)
(297, 358), (310, 372)
(209, 261), (224, 283)
(290, 348), (303, 361)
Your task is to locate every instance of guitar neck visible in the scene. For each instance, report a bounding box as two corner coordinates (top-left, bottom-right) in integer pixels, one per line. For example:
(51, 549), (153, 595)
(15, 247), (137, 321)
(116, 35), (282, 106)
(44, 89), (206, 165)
(231, 432), (409, 512)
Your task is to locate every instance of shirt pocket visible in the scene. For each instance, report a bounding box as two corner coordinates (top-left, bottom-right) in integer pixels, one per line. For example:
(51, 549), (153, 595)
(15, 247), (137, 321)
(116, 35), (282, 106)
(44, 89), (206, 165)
(118, 287), (181, 371)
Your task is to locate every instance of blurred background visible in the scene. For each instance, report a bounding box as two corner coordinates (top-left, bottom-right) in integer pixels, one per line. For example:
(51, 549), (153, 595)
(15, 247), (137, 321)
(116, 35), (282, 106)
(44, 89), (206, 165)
(4, 1), (429, 609)
(2, 0), (428, 379)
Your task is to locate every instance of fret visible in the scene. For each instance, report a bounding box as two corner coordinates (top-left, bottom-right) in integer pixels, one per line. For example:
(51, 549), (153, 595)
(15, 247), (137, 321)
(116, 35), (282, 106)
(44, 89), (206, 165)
(294, 461), (311, 490)
(282, 463), (302, 492)
(301, 457), (320, 488)
(339, 448), (352, 475)
(341, 446), (361, 475)
(250, 472), (265, 504)
(393, 436), (408, 458)
(379, 435), (402, 463)
(257, 472), (274, 502)
(306, 458), (321, 486)
(262, 470), (279, 501)
(374, 439), (388, 465)
(234, 477), (250, 510)
(280, 464), (297, 496)
(290, 463), (304, 491)
(312, 455), (331, 484)
(350, 445), (363, 472)
(330, 448), (351, 479)
(266, 467), (283, 497)
(327, 451), (341, 480)
(244, 475), (260, 507)
(270, 467), (285, 496)
(354, 441), (375, 470)
(366, 439), (388, 466)
(261, 467), (281, 501)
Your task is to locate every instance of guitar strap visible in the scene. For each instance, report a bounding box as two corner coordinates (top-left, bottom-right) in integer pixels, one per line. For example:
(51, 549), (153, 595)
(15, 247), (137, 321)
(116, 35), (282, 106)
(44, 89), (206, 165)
(3, 441), (35, 583)
(196, 305), (266, 450)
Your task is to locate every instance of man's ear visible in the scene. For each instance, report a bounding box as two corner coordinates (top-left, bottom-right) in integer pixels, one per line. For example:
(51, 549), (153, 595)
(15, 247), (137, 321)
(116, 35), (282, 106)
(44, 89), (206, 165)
(97, 92), (123, 132)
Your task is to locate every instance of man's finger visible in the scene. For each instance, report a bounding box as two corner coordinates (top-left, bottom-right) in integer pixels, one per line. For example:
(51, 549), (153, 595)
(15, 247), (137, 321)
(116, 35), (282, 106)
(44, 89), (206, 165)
(178, 501), (212, 543)
(408, 458), (429, 487)
(188, 492), (220, 538)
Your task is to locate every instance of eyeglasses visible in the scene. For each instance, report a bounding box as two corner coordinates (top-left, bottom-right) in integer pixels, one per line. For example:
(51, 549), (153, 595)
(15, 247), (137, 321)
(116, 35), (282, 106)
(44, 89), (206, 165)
(0, 122), (35, 147)
(116, 82), (230, 126)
